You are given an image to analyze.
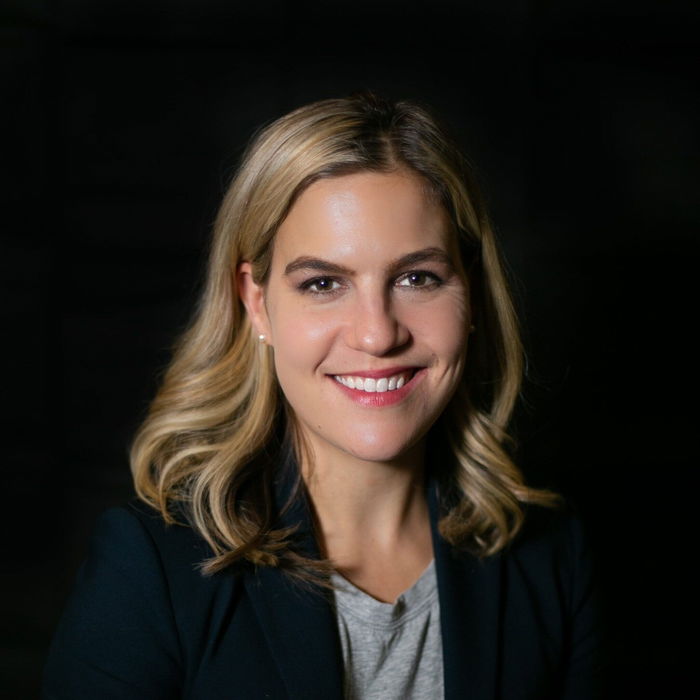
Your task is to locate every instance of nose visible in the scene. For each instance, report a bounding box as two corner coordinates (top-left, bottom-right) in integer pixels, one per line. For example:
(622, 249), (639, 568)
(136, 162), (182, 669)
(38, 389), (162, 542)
(346, 293), (410, 356)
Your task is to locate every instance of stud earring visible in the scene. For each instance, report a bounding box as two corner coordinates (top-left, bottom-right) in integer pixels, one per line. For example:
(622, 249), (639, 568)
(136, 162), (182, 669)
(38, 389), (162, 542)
(258, 334), (266, 343)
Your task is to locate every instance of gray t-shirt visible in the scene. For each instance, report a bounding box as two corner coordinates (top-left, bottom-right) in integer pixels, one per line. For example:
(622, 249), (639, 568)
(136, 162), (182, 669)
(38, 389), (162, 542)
(331, 561), (444, 700)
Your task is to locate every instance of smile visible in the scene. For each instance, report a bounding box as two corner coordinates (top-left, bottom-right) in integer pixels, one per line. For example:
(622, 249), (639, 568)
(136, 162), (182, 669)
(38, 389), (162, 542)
(328, 368), (424, 407)
(333, 371), (414, 393)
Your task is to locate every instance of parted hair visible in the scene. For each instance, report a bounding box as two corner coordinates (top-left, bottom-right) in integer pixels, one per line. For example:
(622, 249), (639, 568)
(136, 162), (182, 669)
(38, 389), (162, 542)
(130, 92), (557, 580)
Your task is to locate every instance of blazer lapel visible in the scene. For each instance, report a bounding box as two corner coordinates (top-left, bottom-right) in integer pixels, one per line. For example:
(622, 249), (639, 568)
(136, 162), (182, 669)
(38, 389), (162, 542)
(243, 457), (344, 700)
(430, 486), (503, 700)
(242, 459), (502, 700)
(244, 566), (344, 700)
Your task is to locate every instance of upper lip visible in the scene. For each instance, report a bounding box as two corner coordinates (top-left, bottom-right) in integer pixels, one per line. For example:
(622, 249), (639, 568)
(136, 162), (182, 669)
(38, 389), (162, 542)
(329, 366), (420, 379)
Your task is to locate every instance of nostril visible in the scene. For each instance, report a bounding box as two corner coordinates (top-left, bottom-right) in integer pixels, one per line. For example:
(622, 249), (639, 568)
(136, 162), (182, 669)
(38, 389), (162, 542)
(347, 301), (411, 355)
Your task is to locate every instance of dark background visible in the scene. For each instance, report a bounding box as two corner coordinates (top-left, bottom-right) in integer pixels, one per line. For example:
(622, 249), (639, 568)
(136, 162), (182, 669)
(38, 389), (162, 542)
(2, 1), (697, 697)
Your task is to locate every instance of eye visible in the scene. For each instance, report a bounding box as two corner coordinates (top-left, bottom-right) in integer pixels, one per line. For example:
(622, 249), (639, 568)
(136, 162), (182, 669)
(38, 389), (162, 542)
(396, 270), (442, 288)
(300, 276), (341, 294)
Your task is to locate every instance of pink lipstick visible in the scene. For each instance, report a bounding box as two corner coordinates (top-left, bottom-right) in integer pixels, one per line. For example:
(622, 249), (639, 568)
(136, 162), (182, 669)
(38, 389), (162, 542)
(328, 367), (424, 407)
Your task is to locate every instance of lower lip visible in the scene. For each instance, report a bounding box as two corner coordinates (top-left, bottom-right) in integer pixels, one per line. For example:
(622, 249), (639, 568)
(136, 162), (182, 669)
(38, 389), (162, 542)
(329, 370), (425, 407)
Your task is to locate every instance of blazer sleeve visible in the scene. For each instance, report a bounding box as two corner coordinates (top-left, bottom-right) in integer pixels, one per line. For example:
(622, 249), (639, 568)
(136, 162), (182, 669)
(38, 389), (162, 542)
(43, 507), (183, 700)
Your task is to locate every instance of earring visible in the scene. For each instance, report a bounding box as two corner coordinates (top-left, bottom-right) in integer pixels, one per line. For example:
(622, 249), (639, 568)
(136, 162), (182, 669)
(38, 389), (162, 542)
(469, 324), (476, 333)
(258, 334), (266, 343)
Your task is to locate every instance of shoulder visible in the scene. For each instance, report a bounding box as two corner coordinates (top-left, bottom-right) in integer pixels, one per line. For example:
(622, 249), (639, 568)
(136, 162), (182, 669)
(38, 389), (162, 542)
(100, 499), (206, 548)
(100, 500), (214, 571)
(506, 505), (608, 694)
(512, 502), (589, 559)
(78, 500), (213, 592)
(503, 502), (597, 613)
(44, 501), (245, 698)
(89, 500), (244, 618)
(43, 503), (191, 696)
(84, 501), (210, 634)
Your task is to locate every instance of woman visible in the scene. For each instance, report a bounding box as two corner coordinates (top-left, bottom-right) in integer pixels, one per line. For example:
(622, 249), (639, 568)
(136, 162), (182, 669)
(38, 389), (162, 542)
(44, 93), (603, 699)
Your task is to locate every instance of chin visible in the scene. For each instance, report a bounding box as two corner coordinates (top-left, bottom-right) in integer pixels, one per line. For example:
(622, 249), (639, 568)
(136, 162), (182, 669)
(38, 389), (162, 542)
(335, 429), (423, 465)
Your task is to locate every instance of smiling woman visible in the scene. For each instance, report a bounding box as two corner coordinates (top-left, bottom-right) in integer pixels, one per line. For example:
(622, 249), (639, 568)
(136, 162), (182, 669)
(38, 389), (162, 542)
(238, 171), (470, 474)
(43, 93), (605, 699)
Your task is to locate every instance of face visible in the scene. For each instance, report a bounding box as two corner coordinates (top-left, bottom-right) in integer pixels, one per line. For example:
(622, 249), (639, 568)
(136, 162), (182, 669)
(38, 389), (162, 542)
(239, 171), (471, 467)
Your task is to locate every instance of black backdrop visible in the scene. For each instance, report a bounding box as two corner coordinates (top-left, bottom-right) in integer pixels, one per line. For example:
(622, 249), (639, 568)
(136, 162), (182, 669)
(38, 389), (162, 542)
(2, 1), (697, 697)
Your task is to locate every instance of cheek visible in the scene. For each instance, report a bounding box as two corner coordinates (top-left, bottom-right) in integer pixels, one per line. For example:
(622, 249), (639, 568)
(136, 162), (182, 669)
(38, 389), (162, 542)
(408, 298), (469, 360)
(442, 288), (471, 360)
(271, 309), (338, 372)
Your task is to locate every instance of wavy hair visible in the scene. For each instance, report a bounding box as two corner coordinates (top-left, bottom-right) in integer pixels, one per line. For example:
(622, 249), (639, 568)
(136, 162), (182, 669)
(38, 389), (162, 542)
(130, 93), (558, 580)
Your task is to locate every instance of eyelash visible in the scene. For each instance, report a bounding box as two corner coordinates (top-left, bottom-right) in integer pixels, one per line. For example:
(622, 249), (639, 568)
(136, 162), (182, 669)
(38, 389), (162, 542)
(298, 270), (444, 295)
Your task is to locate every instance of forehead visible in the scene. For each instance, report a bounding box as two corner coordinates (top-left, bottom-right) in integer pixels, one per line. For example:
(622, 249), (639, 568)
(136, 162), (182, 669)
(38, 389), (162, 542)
(272, 171), (453, 262)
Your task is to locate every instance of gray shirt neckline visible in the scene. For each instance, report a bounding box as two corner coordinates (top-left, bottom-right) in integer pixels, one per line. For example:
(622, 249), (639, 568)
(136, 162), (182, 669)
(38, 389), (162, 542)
(330, 560), (438, 630)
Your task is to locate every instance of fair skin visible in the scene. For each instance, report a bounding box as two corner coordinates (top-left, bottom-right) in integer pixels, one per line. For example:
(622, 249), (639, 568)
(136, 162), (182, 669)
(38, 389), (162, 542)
(238, 170), (471, 602)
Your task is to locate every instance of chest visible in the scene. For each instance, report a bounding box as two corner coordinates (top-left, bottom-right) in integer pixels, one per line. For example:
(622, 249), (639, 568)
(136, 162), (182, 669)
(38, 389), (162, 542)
(173, 561), (569, 700)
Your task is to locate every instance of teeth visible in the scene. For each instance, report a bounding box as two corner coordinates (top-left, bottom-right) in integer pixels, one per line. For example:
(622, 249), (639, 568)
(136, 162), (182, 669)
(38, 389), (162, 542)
(334, 372), (413, 393)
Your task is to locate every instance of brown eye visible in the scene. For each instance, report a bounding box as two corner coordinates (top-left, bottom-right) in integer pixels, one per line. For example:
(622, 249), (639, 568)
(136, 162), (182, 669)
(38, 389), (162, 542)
(300, 277), (341, 294)
(396, 271), (441, 288)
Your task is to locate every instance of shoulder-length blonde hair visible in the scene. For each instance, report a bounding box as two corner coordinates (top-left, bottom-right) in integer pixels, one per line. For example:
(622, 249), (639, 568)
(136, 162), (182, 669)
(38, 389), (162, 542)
(131, 92), (557, 579)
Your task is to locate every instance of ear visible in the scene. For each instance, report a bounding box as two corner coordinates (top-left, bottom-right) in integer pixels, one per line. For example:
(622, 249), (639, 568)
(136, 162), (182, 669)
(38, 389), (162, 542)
(236, 262), (271, 342)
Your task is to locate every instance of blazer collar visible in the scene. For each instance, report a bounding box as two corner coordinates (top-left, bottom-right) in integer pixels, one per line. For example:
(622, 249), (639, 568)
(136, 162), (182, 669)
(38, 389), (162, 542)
(243, 455), (502, 700)
(242, 452), (345, 700)
(429, 485), (503, 700)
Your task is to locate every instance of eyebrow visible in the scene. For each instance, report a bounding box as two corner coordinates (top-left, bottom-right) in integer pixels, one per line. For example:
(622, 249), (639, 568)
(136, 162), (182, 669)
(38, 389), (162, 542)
(283, 247), (454, 277)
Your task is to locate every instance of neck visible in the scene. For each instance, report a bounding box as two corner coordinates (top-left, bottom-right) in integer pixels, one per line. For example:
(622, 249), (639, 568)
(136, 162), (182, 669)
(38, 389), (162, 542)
(304, 445), (426, 535)
(298, 440), (433, 601)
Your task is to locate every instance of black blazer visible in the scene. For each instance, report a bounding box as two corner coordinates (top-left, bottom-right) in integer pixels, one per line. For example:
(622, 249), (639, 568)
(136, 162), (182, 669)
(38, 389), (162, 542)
(43, 469), (605, 699)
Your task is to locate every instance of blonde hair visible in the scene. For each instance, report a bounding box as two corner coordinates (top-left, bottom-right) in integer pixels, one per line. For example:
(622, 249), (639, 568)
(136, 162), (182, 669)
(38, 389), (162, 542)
(130, 93), (557, 579)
